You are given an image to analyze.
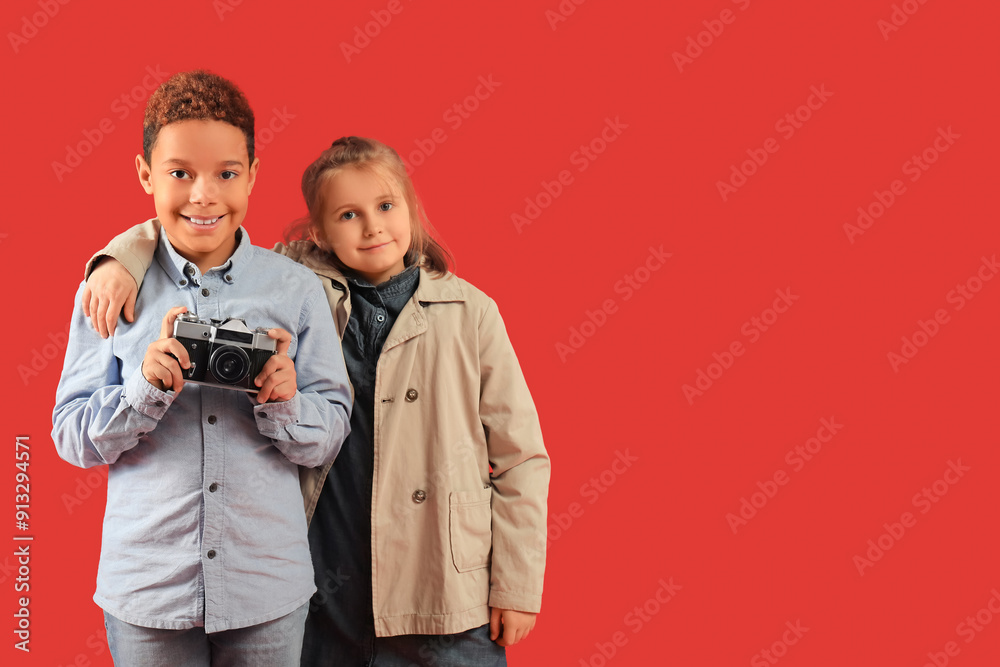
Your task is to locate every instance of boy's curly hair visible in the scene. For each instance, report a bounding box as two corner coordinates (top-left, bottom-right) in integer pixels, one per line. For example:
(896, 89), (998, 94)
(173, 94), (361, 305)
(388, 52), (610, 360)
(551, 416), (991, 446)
(142, 70), (255, 164)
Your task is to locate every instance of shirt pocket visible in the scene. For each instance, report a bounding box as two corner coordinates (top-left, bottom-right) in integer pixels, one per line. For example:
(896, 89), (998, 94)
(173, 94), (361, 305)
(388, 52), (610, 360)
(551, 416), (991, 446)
(449, 487), (493, 573)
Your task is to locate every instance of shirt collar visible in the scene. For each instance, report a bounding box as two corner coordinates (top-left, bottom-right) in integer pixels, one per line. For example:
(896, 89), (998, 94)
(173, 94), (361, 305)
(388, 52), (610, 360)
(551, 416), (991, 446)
(155, 227), (251, 287)
(282, 239), (466, 304)
(345, 264), (420, 298)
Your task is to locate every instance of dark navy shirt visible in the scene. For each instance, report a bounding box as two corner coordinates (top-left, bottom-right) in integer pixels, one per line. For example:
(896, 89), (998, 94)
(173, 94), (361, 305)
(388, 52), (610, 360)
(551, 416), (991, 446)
(303, 265), (419, 663)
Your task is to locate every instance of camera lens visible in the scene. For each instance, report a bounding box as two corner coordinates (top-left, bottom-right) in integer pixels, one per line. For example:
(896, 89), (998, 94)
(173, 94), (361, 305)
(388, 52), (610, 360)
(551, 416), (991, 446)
(209, 345), (250, 384)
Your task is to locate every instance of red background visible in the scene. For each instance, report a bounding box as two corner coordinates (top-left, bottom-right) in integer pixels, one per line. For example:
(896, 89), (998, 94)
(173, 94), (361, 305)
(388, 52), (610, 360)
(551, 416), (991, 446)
(3, 0), (999, 665)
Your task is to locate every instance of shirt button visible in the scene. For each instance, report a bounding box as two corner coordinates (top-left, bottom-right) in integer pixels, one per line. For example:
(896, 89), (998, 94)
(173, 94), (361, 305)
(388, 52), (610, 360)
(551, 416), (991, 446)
(207, 550), (216, 559)
(185, 265), (195, 276)
(224, 274), (233, 283)
(207, 415), (217, 425)
(209, 483), (219, 493)
(412, 489), (427, 503)
(179, 279), (188, 286)
(405, 388), (418, 402)
(201, 288), (210, 297)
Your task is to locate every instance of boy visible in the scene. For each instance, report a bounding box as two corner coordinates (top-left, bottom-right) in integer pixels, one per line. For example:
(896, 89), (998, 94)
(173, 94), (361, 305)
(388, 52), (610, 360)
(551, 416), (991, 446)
(51, 70), (352, 666)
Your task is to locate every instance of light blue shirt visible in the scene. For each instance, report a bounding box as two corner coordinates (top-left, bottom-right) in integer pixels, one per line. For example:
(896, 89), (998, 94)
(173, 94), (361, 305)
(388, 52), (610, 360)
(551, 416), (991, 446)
(52, 228), (352, 633)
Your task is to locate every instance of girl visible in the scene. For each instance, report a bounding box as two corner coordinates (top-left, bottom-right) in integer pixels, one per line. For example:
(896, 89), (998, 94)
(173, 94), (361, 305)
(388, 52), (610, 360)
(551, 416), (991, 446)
(83, 136), (550, 666)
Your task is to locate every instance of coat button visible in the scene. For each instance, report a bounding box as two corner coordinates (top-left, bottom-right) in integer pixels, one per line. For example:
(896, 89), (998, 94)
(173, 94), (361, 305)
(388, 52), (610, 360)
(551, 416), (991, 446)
(209, 483), (218, 493)
(405, 388), (418, 402)
(207, 415), (217, 425)
(412, 489), (427, 503)
(207, 550), (216, 559)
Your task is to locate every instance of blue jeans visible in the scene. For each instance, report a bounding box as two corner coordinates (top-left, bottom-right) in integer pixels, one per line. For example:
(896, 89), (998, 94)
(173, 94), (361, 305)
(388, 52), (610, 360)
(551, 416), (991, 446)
(369, 624), (507, 667)
(301, 621), (505, 667)
(104, 603), (308, 667)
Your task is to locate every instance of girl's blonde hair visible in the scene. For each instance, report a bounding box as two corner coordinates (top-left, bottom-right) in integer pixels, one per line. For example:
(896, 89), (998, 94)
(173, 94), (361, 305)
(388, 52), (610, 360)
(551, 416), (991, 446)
(286, 136), (452, 277)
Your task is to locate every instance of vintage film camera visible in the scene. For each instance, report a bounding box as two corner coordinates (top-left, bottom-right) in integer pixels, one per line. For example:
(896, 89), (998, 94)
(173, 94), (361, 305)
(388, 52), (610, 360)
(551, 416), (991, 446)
(172, 313), (277, 393)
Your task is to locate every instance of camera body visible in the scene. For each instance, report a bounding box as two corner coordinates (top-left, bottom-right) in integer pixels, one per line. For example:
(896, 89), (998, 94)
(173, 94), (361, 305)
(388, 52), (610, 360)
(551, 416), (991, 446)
(172, 313), (277, 393)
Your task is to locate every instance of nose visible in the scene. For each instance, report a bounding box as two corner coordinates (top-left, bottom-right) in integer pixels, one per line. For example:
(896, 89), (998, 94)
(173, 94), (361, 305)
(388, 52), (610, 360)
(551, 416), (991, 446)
(362, 213), (382, 236)
(189, 175), (219, 205)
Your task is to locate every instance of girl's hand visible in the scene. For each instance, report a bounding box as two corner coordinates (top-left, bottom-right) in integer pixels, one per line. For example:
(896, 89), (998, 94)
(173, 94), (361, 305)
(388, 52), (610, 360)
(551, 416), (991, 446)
(254, 328), (296, 403)
(489, 608), (536, 646)
(82, 258), (138, 338)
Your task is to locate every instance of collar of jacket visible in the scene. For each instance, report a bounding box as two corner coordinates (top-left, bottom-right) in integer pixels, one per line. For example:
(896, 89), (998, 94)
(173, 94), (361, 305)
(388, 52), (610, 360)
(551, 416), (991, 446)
(282, 239), (466, 304)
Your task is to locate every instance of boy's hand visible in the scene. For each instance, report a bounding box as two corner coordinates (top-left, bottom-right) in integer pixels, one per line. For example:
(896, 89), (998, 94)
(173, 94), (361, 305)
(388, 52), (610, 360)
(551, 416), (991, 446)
(141, 306), (191, 394)
(82, 258), (138, 338)
(489, 608), (537, 647)
(254, 328), (296, 403)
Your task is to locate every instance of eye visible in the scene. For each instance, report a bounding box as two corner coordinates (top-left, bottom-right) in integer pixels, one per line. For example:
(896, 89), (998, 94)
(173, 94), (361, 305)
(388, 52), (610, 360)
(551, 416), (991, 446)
(340, 211), (357, 221)
(220, 170), (238, 180)
(169, 169), (191, 180)
(379, 202), (393, 212)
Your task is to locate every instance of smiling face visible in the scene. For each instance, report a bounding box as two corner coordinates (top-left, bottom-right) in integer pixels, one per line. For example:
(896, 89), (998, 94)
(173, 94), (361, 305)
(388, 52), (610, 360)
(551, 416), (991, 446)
(137, 119), (259, 273)
(315, 166), (412, 285)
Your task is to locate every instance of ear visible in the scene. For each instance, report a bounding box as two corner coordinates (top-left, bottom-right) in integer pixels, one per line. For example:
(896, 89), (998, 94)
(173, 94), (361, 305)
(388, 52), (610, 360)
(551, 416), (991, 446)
(308, 225), (328, 252)
(136, 155), (154, 194)
(247, 157), (260, 195)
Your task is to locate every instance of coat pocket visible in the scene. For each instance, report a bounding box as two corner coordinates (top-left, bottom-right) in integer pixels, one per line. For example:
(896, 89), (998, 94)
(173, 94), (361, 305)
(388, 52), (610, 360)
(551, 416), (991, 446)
(449, 487), (493, 573)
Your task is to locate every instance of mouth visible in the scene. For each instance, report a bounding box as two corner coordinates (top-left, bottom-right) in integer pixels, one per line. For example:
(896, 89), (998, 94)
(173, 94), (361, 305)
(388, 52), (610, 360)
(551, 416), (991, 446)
(182, 214), (225, 227)
(359, 241), (391, 251)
